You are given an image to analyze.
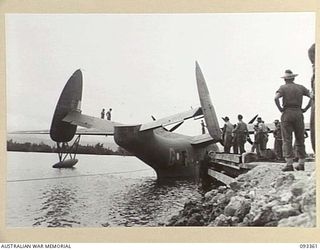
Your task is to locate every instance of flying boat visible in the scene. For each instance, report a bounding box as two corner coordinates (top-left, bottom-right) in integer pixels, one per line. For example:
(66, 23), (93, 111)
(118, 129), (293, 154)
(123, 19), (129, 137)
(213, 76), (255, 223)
(11, 62), (310, 179)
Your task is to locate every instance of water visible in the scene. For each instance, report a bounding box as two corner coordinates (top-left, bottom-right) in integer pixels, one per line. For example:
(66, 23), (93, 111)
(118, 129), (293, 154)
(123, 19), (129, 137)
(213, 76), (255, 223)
(6, 152), (202, 227)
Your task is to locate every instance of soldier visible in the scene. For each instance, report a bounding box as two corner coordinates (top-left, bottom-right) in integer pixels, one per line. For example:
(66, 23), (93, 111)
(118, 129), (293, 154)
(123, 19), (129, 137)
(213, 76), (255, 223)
(257, 118), (269, 158)
(252, 117), (263, 157)
(100, 108), (105, 119)
(222, 116), (233, 153)
(273, 119), (283, 160)
(274, 69), (312, 171)
(232, 114), (248, 154)
(106, 108), (112, 120)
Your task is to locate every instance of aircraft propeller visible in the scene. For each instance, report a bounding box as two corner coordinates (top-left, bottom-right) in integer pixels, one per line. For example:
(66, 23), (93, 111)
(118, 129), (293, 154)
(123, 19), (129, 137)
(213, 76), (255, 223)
(246, 114), (259, 145)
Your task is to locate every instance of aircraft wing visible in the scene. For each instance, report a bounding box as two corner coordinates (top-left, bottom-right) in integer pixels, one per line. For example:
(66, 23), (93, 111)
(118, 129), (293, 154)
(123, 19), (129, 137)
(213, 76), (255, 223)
(139, 107), (203, 131)
(62, 110), (122, 135)
(9, 128), (114, 136)
(247, 122), (310, 134)
(8, 129), (52, 135)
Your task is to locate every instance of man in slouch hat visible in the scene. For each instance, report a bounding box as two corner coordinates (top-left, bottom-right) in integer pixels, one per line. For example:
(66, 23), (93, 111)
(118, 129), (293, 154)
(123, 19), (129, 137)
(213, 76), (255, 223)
(274, 70), (312, 171)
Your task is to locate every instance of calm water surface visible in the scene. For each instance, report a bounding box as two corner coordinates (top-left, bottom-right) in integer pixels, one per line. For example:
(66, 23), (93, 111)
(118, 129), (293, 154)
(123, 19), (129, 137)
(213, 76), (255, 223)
(7, 152), (202, 227)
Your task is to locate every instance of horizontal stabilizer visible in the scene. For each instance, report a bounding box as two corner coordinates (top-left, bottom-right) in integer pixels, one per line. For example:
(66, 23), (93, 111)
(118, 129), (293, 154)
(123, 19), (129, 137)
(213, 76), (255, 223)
(62, 110), (122, 135)
(139, 107), (203, 132)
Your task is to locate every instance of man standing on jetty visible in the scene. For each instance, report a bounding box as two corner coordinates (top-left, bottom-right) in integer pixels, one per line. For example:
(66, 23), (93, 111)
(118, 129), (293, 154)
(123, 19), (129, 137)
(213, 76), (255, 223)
(222, 116), (234, 153)
(274, 69), (312, 171)
(232, 114), (248, 154)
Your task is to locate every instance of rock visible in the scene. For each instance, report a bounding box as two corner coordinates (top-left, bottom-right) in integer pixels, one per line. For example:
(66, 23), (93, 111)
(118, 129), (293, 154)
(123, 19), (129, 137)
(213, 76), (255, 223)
(291, 182), (304, 197)
(225, 189), (236, 199)
(187, 207), (201, 216)
(187, 213), (204, 226)
(251, 207), (275, 226)
(275, 174), (295, 187)
(279, 192), (292, 203)
(224, 196), (251, 221)
(234, 200), (251, 221)
(229, 181), (242, 191)
(204, 189), (219, 202)
(209, 214), (231, 226)
(278, 213), (315, 227)
(272, 204), (301, 220)
(173, 218), (188, 226)
(167, 162), (315, 227)
(231, 216), (240, 226)
(264, 199), (280, 209)
(264, 221), (278, 227)
(210, 193), (226, 205)
(218, 186), (227, 193)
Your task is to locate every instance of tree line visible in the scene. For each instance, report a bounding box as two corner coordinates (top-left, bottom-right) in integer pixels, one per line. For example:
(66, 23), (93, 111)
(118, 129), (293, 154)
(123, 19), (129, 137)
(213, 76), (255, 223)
(7, 139), (132, 156)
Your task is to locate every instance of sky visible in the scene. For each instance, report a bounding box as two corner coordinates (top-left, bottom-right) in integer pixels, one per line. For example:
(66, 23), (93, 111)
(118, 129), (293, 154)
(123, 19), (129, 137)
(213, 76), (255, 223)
(6, 13), (315, 142)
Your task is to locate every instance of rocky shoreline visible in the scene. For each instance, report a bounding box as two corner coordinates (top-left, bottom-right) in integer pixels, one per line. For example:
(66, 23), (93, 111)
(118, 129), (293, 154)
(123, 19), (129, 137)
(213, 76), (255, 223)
(166, 162), (316, 227)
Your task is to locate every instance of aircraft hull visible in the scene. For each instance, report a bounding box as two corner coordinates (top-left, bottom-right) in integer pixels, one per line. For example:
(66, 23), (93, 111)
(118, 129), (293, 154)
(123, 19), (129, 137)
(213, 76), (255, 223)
(114, 126), (205, 179)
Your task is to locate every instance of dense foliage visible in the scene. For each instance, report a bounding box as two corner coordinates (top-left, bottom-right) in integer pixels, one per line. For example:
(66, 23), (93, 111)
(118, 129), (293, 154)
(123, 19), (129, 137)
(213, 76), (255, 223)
(7, 139), (132, 156)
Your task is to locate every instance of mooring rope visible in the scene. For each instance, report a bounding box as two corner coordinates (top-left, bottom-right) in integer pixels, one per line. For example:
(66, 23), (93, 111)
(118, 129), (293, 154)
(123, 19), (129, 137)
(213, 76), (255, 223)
(7, 169), (154, 183)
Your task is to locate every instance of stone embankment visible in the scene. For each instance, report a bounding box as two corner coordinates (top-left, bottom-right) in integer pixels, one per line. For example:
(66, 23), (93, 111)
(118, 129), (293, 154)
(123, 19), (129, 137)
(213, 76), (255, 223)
(167, 162), (316, 227)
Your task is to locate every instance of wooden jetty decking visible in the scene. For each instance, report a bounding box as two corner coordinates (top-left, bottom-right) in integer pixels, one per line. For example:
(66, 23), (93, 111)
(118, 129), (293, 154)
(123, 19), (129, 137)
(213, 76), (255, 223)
(207, 152), (258, 186)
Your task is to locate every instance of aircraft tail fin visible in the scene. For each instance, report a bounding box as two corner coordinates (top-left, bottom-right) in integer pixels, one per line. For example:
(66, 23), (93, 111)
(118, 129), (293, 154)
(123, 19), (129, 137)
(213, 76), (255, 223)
(195, 61), (222, 142)
(50, 70), (122, 142)
(50, 69), (83, 142)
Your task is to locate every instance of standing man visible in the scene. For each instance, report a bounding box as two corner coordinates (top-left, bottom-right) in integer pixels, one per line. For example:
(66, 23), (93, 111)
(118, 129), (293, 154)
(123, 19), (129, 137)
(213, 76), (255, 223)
(257, 117), (269, 158)
(274, 69), (312, 171)
(106, 108), (112, 120)
(252, 117), (263, 157)
(232, 114), (248, 154)
(101, 108), (105, 119)
(222, 116), (234, 153)
(273, 119), (283, 160)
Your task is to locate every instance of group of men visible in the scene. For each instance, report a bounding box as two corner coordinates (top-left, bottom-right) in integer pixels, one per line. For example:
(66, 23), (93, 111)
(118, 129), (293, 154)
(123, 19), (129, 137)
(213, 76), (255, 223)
(222, 114), (248, 155)
(222, 115), (279, 159)
(101, 108), (112, 120)
(219, 67), (313, 172)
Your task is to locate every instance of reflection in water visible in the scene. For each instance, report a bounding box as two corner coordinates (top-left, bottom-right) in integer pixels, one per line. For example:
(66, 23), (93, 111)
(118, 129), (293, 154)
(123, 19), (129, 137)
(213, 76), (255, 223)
(33, 186), (80, 227)
(7, 152), (208, 227)
(106, 179), (202, 226)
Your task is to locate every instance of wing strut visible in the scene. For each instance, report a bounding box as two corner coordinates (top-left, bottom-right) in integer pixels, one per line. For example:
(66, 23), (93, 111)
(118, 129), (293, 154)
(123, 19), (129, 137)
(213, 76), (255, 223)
(53, 134), (81, 168)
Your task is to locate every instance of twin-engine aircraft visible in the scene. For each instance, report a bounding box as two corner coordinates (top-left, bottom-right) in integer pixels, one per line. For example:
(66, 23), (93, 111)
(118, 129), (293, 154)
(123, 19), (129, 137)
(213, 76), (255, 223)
(12, 62), (309, 179)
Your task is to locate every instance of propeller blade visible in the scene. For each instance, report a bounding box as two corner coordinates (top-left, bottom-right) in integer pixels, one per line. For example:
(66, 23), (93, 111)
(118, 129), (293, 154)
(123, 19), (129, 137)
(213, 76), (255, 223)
(247, 136), (254, 145)
(169, 121), (184, 132)
(249, 114), (259, 124)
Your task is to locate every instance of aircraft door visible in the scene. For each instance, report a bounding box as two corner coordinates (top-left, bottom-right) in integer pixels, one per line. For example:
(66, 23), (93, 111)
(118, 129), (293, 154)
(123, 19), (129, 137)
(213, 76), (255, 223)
(181, 150), (188, 167)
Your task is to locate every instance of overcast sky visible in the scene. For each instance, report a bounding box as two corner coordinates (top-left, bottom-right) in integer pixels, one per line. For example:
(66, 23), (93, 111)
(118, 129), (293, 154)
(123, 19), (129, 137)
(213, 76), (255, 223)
(6, 13), (315, 139)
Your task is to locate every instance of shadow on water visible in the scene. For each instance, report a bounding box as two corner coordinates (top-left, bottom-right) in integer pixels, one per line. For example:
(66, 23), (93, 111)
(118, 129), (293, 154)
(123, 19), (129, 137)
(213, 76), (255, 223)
(105, 178), (206, 227)
(33, 186), (81, 227)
